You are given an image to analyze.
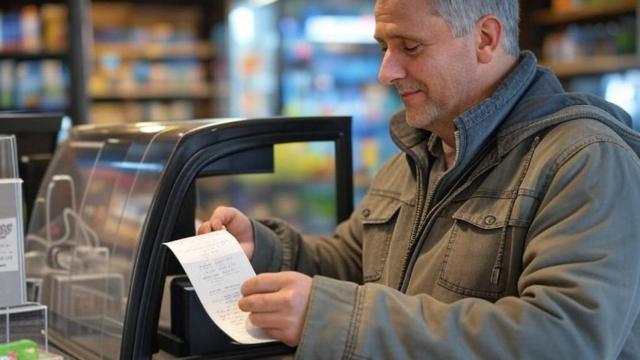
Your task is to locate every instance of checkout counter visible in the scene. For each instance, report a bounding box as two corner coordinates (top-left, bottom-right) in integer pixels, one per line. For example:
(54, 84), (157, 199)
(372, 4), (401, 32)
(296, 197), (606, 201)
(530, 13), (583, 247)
(24, 116), (353, 359)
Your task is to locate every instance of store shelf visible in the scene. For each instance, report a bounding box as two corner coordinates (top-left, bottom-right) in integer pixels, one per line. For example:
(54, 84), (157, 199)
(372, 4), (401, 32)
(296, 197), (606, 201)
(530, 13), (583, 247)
(531, 0), (637, 25)
(543, 54), (640, 77)
(0, 106), (66, 112)
(93, 42), (214, 60)
(91, 87), (213, 101)
(0, 51), (67, 61)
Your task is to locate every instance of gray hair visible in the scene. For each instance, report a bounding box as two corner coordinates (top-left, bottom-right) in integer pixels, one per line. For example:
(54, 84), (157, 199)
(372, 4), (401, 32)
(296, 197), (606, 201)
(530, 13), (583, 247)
(431, 0), (520, 57)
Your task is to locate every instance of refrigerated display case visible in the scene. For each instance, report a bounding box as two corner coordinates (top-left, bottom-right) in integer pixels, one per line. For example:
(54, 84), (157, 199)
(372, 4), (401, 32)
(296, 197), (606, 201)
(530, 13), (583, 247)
(228, 0), (280, 118)
(227, 0), (402, 203)
(24, 116), (352, 359)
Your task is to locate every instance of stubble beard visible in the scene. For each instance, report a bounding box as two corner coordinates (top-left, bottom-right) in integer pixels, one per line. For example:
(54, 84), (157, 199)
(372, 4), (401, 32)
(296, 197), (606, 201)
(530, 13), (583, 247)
(396, 82), (442, 131)
(404, 100), (442, 131)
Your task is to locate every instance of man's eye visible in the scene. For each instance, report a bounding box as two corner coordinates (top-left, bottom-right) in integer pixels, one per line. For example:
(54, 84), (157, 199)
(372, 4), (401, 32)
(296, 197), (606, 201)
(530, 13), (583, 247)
(404, 45), (420, 53)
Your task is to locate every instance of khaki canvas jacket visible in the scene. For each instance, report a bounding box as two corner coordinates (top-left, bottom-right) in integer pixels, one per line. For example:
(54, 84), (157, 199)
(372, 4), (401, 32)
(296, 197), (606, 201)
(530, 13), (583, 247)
(251, 52), (640, 359)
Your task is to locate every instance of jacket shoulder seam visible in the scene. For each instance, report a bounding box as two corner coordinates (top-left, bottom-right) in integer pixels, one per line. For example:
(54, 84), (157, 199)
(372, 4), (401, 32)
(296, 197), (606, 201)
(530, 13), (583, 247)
(540, 135), (640, 194)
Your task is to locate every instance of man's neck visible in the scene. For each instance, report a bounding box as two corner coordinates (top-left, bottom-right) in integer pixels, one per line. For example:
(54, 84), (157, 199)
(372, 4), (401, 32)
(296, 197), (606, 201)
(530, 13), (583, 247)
(442, 140), (456, 170)
(438, 55), (518, 170)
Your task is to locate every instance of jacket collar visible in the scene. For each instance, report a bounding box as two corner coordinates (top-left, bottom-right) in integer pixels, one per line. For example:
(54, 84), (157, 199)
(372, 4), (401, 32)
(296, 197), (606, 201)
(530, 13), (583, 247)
(390, 51), (539, 170)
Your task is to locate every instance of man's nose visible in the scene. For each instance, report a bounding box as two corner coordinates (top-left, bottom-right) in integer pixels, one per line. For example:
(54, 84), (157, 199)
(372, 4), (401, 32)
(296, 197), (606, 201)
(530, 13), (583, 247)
(378, 51), (405, 85)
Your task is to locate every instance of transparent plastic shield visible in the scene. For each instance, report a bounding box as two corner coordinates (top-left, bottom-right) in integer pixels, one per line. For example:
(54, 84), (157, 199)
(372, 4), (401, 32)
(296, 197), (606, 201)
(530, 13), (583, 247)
(25, 124), (181, 359)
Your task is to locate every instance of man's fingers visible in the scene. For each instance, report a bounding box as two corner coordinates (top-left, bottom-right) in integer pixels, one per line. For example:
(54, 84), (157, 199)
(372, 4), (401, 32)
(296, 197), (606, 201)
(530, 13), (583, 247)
(241, 272), (295, 296)
(198, 207), (234, 235)
(197, 219), (225, 235)
(239, 272), (311, 348)
(197, 222), (211, 234)
(247, 311), (283, 329)
(239, 292), (292, 313)
(209, 207), (235, 228)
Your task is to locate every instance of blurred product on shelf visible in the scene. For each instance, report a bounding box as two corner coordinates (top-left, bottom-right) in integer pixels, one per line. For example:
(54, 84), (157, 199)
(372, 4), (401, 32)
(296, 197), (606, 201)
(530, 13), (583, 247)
(1, 10), (21, 52)
(0, 60), (13, 108)
(0, 59), (68, 111)
(20, 5), (40, 53)
(41, 4), (68, 53)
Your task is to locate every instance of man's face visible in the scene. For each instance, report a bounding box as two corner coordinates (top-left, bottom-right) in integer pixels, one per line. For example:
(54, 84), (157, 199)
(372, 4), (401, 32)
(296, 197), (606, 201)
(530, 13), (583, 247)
(374, 0), (480, 131)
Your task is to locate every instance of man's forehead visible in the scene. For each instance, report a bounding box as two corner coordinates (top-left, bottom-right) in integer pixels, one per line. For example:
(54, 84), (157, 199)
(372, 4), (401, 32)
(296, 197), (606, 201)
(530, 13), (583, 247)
(374, 0), (437, 10)
(374, 0), (437, 19)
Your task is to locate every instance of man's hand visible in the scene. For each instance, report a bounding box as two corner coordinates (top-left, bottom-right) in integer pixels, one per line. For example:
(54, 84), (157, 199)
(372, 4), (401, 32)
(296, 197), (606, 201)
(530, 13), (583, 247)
(197, 206), (255, 260)
(238, 272), (313, 347)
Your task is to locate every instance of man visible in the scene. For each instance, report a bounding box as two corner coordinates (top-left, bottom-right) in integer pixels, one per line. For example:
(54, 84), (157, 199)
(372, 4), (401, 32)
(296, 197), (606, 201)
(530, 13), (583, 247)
(199, 0), (640, 358)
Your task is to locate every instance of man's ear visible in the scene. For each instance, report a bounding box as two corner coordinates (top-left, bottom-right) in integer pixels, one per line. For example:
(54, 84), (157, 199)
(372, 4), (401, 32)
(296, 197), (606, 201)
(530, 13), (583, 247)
(475, 15), (502, 64)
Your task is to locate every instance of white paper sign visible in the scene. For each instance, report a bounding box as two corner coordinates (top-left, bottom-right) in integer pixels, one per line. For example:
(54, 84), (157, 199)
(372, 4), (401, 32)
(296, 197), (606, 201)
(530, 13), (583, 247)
(164, 230), (275, 344)
(0, 217), (18, 273)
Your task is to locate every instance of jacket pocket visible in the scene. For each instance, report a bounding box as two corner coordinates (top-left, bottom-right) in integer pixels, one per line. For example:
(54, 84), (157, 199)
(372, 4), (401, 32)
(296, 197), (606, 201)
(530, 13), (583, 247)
(360, 194), (402, 282)
(438, 195), (527, 300)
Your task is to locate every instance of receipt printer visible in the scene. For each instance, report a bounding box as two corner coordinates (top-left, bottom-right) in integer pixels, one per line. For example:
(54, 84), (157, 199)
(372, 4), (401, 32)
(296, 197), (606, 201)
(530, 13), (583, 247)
(163, 276), (245, 356)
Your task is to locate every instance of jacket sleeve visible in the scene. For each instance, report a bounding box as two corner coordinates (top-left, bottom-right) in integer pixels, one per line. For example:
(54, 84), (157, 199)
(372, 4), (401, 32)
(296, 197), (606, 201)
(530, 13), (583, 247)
(295, 139), (640, 359)
(250, 202), (365, 284)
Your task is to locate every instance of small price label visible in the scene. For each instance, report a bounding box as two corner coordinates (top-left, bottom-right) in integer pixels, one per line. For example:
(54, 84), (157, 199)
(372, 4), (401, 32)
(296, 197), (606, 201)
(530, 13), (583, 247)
(0, 217), (18, 272)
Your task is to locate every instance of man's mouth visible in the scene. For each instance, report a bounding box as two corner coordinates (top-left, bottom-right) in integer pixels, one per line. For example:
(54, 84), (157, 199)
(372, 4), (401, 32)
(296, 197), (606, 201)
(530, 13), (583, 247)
(399, 90), (421, 99)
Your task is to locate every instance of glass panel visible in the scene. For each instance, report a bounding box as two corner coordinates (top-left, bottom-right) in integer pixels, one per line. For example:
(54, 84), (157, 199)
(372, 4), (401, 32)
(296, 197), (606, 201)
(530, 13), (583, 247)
(195, 141), (337, 235)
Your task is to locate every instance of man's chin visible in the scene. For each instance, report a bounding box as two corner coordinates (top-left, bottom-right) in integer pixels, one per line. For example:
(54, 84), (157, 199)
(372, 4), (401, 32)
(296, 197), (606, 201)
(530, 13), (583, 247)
(404, 111), (429, 129)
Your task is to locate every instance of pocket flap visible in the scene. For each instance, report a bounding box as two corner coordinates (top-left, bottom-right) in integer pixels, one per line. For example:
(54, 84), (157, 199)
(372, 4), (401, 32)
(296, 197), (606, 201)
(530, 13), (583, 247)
(360, 194), (402, 224)
(451, 196), (513, 230)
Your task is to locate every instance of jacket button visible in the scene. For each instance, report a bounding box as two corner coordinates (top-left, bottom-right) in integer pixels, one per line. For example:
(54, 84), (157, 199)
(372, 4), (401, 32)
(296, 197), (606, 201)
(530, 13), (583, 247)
(483, 215), (497, 225)
(362, 208), (371, 218)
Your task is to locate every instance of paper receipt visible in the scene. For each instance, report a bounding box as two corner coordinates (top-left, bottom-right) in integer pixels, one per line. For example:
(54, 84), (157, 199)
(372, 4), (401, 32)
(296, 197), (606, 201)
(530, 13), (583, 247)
(164, 230), (275, 344)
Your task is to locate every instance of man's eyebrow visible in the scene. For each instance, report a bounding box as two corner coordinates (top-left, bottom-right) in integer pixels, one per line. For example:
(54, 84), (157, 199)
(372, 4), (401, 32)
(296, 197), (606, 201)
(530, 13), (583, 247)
(374, 33), (403, 42)
(374, 33), (422, 43)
